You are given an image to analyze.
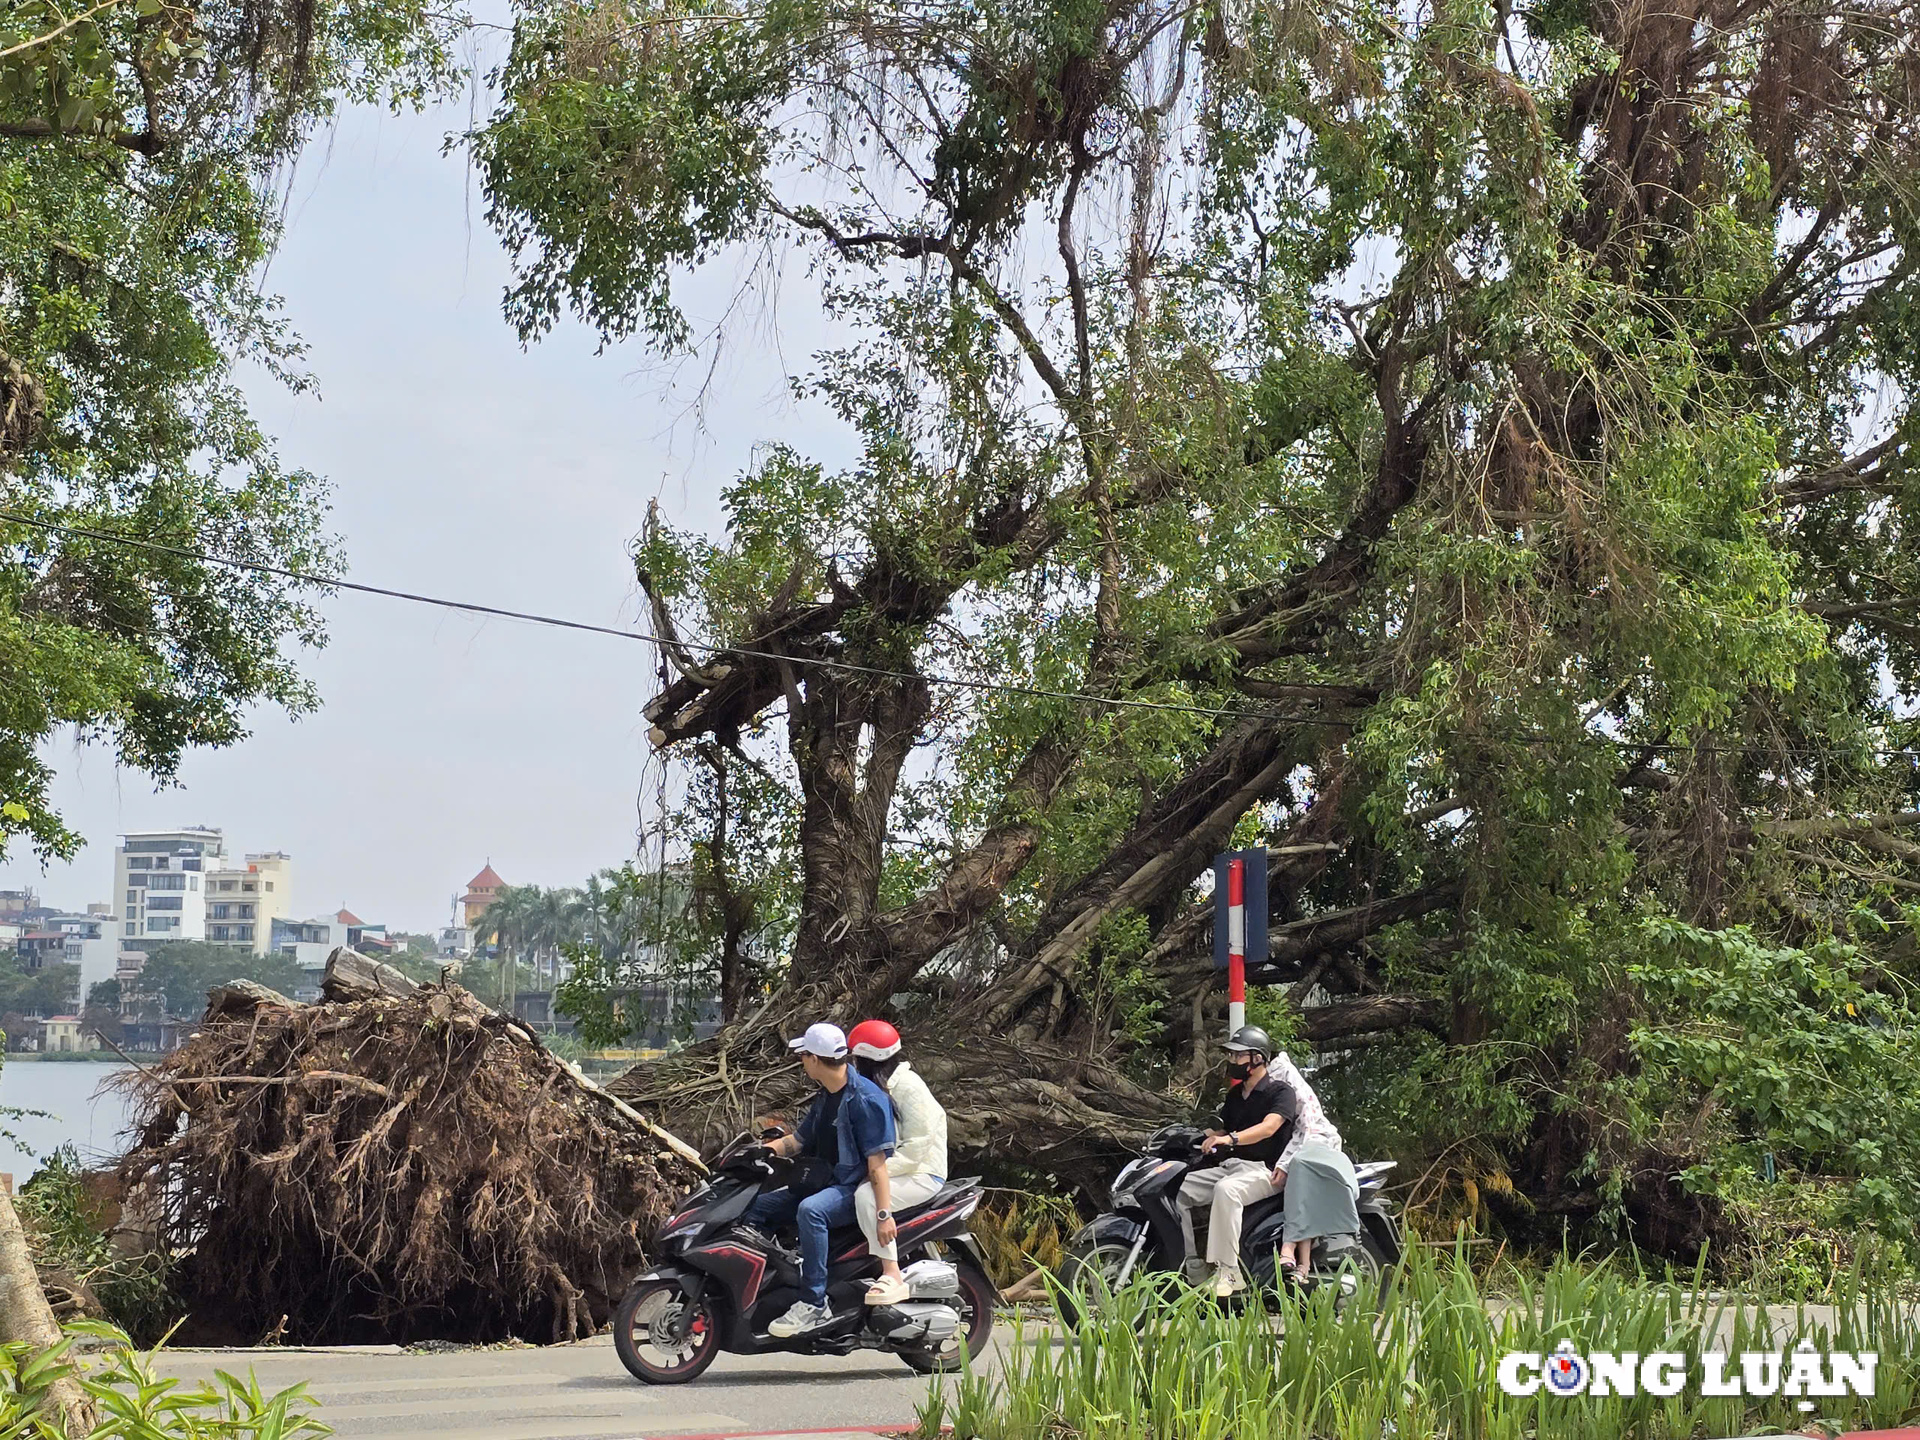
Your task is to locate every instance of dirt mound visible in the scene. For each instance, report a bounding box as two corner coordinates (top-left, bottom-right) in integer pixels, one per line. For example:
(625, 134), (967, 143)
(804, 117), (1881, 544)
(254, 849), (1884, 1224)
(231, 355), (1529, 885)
(116, 952), (703, 1344)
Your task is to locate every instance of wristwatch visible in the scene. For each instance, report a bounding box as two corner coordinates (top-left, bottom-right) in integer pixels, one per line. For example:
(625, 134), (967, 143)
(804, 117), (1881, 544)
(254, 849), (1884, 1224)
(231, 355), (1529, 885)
(876, 1209), (892, 1220)
(1228, 1132), (1238, 1148)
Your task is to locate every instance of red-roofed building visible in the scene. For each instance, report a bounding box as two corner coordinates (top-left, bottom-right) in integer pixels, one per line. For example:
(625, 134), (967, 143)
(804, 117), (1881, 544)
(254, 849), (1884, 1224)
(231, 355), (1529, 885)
(460, 864), (507, 928)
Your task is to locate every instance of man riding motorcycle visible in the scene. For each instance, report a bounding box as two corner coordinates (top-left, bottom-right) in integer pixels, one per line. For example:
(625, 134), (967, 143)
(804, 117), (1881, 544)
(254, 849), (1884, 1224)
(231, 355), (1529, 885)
(1177, 1024), (1295, 1297)
(741, 1021), (897, 1336)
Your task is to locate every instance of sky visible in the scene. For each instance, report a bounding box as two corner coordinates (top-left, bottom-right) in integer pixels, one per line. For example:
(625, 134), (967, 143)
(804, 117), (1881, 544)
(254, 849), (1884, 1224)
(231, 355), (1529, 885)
(0, 60), (850, 933)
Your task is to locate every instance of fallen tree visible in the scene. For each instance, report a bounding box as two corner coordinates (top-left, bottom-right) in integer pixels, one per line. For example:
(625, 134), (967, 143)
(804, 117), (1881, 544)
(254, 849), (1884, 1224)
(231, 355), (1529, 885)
(482, 0), (1920, 1254)
(116, 949), (701, 1344)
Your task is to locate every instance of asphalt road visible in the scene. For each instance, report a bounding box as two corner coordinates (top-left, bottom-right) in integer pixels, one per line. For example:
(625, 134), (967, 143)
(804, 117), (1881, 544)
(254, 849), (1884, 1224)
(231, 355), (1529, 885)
(153, 1332), (987, 1440)
(145, 1297), (1907, 1440)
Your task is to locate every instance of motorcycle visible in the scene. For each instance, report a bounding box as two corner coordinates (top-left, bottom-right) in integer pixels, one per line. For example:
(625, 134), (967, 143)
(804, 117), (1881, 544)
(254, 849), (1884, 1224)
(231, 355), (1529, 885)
(1058, 1123), (1401, 1324)
(612, 1131), (998, 1384)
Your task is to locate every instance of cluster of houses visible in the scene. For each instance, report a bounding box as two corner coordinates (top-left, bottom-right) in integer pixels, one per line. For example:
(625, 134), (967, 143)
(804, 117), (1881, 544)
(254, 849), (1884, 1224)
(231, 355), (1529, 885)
(2, 837), (505, 1051)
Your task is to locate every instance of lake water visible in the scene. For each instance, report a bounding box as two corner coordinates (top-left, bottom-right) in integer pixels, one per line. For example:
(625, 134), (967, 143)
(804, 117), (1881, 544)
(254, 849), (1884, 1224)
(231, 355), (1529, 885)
(0, 1060), (135, 1185)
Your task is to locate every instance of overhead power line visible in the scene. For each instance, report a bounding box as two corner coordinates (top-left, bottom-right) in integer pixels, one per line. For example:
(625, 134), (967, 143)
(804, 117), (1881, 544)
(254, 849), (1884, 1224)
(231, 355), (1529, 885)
(5, 508), (1919, 762)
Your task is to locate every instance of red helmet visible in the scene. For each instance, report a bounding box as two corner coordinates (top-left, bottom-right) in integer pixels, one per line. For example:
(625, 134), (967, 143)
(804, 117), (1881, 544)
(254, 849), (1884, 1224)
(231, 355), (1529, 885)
(848, 1019), (902, 1060)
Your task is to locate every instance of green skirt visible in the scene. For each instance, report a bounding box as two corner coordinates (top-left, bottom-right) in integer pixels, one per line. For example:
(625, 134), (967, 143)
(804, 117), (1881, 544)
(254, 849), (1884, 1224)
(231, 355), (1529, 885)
(1282, 1141), (1360, 1243)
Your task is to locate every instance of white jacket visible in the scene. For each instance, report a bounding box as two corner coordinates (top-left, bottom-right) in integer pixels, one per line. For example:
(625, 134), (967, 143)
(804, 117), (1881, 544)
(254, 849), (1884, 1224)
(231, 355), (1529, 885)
(1270, 1050), (1342, 1171)
(884, 1060), (948, 1179)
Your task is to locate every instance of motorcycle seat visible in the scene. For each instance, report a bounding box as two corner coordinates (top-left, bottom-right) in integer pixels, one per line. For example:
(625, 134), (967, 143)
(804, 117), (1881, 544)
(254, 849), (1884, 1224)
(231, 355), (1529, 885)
(825, 1177), (982, 1260)
(902, 1176), (981, 1219)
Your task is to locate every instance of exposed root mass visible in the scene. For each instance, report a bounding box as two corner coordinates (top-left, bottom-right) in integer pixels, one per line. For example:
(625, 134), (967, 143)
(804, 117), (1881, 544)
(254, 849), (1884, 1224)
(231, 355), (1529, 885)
(118, 956), (699, 1344)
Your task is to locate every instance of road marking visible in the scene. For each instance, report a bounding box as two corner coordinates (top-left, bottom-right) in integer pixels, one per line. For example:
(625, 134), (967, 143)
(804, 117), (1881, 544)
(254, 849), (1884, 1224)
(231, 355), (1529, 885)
(311, 1416), (744, 1440)
(314, 1396), (639, 1420)
(302, 1371), (575, 1396)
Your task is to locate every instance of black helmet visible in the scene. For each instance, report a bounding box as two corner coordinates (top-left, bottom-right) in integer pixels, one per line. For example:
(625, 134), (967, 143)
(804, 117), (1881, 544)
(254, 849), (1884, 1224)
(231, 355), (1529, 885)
(1223, 1025), (1273, 1063)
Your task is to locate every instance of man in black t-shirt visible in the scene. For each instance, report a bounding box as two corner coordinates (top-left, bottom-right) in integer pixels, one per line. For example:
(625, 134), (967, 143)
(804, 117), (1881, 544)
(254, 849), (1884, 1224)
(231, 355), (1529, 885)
(1175, 1025), (1297, 1298)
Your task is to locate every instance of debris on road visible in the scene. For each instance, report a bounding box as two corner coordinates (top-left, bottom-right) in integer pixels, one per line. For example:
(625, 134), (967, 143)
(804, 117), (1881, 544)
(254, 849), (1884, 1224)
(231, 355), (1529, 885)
(117, 948), (704, 1346)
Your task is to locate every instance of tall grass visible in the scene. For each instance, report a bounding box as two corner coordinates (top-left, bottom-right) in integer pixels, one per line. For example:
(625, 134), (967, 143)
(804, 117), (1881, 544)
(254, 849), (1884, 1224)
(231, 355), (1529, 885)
(919, 1242), (1920, 1439)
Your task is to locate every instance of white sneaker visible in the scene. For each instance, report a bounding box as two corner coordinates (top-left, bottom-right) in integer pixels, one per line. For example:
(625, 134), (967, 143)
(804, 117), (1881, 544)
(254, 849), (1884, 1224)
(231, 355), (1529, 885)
(766, 1299), (833, 1337)
(865, 1275), (910, 1305)
(1213, 1268), (1246, 1299)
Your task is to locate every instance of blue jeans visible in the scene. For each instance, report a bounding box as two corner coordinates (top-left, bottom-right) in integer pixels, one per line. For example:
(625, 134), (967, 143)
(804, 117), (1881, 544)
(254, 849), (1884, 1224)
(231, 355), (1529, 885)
(795, 1185), (860, 1305)
(742, 1184), (860, 1305)
(743, 1187), (800, 1231)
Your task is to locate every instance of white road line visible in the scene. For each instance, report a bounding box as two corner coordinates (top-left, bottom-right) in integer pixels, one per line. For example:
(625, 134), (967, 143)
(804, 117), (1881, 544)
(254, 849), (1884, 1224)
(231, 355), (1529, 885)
(317, 1414), (747, 1440)
(314, 1396), (638, 1420)
(302, 1371), (575, 1396)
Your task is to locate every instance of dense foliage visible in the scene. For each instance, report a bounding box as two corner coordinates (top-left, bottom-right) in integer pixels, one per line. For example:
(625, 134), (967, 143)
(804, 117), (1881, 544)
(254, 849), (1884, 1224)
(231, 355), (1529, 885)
(461, 868), (724, 1043)
(476, 0), (1920, 1251)
(0, 0), (466, 861)
(129, 941), (307, 1016)
(0, 952), (75, 1014)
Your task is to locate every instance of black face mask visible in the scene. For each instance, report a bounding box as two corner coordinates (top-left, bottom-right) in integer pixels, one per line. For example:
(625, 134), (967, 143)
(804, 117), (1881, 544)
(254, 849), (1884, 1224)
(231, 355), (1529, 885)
(1226, 1060), (1254, 1082)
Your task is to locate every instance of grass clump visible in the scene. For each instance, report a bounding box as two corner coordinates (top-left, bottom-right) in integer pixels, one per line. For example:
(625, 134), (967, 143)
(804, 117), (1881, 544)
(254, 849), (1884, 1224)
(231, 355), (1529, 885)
(921, 1242), (1920, 1439)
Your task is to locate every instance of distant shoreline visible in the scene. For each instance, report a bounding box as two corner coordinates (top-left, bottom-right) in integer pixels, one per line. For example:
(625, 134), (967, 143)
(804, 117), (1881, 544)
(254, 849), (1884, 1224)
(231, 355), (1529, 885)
(4, 1052), (159, 1063)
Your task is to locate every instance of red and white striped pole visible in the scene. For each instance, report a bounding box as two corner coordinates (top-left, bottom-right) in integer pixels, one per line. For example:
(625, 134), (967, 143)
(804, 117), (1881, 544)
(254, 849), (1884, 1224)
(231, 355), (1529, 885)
(1226, 857), (1247, 1035)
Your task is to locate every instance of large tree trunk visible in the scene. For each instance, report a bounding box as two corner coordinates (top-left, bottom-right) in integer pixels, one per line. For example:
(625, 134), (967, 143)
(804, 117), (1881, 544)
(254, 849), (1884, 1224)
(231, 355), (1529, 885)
(0, 1184), (96, 1436)
(785, 668), (931, 987)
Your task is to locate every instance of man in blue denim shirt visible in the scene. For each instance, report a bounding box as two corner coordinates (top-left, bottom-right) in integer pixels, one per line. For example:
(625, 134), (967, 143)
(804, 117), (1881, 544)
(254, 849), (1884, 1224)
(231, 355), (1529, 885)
(753, 1022), (897, 1337)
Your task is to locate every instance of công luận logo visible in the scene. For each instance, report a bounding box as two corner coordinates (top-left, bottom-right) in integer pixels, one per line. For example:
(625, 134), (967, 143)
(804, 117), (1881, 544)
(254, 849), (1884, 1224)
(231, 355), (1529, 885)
(1498, 1339), (1876, 1412)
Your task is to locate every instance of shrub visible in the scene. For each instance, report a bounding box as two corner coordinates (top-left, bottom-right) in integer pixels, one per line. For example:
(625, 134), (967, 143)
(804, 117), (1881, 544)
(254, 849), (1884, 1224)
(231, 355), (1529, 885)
(16, 1147), (178, 1345)
(0, 1320), (328, 1438)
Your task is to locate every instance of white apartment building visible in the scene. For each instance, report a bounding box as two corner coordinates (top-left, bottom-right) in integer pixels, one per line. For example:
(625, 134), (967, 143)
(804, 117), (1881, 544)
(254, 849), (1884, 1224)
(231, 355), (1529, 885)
(113, 828), (224, 950)
(205, 851), (292, 956)
(271, 914), (339, 979)
(112, 832), (293, 957)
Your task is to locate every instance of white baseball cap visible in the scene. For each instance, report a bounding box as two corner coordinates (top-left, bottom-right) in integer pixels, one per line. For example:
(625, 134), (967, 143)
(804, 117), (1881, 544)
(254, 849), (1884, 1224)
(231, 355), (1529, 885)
(787, 1021), (848, 1058)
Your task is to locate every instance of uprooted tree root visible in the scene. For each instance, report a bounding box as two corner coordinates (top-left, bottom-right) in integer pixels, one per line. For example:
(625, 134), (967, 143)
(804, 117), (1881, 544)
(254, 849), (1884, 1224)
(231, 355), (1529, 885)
(610, 1014), (1181, 1206)
(117, 977), (700, 1345)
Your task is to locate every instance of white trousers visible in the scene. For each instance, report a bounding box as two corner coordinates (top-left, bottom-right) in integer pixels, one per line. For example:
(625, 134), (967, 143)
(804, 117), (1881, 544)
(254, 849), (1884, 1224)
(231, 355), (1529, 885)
(1176, 1158), (1282, 1274)
(855, 1172), (945, 1263)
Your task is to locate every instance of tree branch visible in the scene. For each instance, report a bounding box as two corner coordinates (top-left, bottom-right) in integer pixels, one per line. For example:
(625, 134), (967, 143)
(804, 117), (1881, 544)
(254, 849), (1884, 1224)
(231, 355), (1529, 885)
(0, 118), (164, 153)
(1297, 993), (1447, 1043)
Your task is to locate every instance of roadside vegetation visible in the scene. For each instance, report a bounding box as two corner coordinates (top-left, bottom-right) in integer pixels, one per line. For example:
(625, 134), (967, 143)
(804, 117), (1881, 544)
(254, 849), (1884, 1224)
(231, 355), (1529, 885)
(0, 1322), (328, 1439)
(921, 1245), (1920, 1440)
(13, 1148), (174, 1347)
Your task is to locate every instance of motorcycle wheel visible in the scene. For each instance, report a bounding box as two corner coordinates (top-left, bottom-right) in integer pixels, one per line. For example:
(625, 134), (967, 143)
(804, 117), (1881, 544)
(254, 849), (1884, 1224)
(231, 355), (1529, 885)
(896, 1260), (996, 1374)
(1054, 1235), (1141, 1331)
(614, 1278), (723, 1385)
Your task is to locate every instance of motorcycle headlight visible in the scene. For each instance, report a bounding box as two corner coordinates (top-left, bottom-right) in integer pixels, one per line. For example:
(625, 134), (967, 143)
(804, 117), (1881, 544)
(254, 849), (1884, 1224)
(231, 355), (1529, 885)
(655, 1215), (704, 1247)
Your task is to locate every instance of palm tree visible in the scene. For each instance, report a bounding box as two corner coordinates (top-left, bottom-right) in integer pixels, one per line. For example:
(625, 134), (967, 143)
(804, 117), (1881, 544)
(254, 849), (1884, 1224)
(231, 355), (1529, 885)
(527, 886), (585, 989)
(470, 884), (542, 1008)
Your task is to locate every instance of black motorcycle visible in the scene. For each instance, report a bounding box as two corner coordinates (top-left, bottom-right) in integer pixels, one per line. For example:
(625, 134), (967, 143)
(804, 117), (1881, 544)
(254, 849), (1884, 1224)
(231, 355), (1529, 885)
(613, 1132), (998, 1384)
(1059, 1123), (1401, 1324)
